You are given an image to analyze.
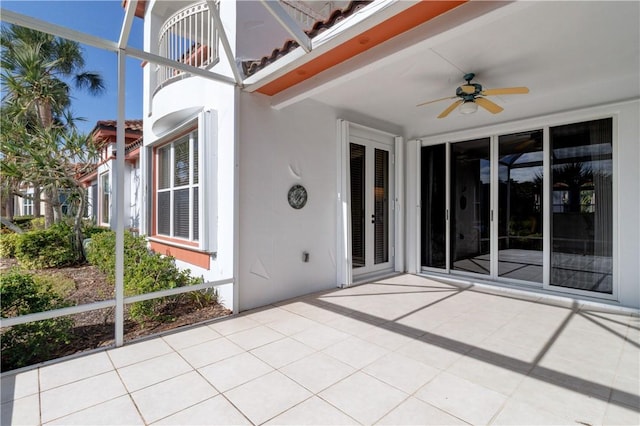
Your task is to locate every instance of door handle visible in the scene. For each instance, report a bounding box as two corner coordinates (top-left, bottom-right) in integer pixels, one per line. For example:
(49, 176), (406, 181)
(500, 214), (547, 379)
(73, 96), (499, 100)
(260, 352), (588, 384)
(371, 214), (376, 224)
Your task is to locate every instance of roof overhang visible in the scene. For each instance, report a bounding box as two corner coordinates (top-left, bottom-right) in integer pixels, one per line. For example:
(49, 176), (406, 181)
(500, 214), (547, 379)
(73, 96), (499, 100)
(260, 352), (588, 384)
(244, 0), (467, 96)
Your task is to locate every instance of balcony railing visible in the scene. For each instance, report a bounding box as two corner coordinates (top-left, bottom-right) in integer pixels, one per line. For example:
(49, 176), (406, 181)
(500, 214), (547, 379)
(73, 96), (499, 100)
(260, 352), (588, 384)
(280, 0), (326, 31)
(156, 1), (219, 91)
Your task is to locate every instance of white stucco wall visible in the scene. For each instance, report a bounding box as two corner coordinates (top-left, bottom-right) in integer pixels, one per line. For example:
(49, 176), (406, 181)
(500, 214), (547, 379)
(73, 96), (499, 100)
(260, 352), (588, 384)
(237, 95), (338, 310)
(141, 0), (238, 309)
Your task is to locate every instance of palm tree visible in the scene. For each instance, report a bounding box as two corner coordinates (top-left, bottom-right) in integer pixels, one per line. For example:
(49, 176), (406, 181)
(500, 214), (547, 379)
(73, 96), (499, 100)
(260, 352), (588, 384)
(1, 25), (104, 227)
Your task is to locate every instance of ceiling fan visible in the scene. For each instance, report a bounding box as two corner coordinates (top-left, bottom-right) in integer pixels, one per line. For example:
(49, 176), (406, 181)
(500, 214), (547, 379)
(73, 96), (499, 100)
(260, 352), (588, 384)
(417, 73), (529, 118)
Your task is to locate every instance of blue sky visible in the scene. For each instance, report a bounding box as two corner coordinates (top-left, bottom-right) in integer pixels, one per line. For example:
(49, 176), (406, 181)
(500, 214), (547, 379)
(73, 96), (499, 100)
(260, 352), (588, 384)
(2, 0), (145, 134)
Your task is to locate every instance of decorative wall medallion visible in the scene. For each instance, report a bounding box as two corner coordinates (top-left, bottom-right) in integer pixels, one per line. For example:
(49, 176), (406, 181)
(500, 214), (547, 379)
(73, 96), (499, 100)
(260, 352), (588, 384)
(288, 184), (307, 209)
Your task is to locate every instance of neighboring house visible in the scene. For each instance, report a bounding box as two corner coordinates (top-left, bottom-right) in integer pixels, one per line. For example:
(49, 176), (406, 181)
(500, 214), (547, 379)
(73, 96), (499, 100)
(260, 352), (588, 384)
(78, 120), (143, 231)
(11, 183), (46, 218)
(134, 0), (639, 312)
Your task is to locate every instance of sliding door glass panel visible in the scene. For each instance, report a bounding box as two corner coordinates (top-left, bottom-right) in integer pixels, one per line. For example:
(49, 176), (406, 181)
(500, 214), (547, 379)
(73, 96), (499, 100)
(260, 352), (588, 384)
(550, 118), (613, 293)
(450, 138), (491, 275)
(498, 130), (544, 282)
(350, 143), (366, 268)
(374, 149), (389, 264)
(421, 145), (447, 269)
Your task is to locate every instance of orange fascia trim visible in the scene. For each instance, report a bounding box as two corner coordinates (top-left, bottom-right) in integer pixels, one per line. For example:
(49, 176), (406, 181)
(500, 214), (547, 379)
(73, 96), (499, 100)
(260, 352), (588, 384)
(150, 240), (211, 270)
(257, 0), (466, 96)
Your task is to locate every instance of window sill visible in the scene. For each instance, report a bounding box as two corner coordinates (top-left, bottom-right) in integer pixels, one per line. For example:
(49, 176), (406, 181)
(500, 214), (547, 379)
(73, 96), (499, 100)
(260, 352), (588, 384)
(148, 237), (213, 270)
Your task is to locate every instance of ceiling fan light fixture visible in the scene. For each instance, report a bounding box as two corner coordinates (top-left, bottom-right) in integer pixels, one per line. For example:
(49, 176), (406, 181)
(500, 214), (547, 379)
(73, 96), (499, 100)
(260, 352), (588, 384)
(459, 101), (478, 115)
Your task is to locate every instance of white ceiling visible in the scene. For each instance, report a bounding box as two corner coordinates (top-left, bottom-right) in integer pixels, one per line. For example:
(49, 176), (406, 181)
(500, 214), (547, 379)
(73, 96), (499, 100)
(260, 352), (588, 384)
(301, 1), (640, 139)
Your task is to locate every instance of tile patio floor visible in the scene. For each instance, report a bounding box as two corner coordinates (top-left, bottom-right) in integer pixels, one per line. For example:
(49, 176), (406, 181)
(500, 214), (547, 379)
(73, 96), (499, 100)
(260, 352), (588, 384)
(2, 274), (639, 425)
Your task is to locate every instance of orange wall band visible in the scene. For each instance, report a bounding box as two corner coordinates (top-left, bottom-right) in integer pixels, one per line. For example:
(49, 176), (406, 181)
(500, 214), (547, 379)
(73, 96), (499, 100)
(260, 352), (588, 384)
(257, 1), (466, 96)
(150, 240), (211, 270)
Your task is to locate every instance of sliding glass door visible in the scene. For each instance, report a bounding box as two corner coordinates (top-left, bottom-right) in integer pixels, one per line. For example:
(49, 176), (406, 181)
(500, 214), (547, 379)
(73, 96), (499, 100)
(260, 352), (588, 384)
(549, 118), (613, 293)
(419, 118), (613, 296)
(497, 130), (544, 282)
(450, 138), (491, 275)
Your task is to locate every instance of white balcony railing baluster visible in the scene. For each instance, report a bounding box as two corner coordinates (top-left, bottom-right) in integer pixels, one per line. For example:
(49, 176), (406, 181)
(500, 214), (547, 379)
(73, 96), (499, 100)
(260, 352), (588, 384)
(156, 1), (219, 92)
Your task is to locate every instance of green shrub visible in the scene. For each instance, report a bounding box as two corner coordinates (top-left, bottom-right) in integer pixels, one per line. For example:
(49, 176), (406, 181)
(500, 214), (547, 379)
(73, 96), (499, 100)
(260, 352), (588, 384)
(0, 269), (73, 371)
(11, 216), (34, 231)
(15, 223), (77, 268)
(82, 225), (110, 239)
(0, 233), (20, 258)
(30, 217), (45, 231)
(86, 231), (202, 323)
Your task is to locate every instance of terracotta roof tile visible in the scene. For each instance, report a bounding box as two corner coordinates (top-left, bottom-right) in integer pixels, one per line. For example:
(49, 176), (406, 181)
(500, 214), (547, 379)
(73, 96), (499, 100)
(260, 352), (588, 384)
(242, 0), (372, 77)
(95, 119), (143, 133)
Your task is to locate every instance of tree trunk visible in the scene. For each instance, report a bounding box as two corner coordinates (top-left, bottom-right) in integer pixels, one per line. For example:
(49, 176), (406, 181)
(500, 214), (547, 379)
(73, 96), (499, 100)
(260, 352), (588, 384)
(0, 217), (24, 234)
(5, 195), (15, 221)
(73, 188), (86, 262)
(44, 187), (55, 228)
(33, 186), (41, 217)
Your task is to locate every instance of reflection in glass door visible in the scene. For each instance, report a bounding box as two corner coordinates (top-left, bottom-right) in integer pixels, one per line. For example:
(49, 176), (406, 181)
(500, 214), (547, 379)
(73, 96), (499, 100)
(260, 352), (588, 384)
(450, 138), (491, 275)
(350, 143), (366, 268)
(550, 118), (613, 293)
(421, 145), (447, 269)
(498, 130), (544, 282)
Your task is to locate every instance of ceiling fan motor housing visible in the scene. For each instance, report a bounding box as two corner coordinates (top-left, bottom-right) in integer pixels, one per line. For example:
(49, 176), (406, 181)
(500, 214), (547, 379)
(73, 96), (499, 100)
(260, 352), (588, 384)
(456, 83), (482, 100)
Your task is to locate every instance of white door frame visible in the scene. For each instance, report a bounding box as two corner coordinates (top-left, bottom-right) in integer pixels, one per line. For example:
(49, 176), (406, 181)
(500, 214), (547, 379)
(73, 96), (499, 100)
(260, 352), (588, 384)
(337, 120), (403, 287)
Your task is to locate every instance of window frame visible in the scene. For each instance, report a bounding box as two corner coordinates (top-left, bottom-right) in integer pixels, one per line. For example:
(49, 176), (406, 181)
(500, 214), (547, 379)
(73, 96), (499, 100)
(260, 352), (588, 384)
(100, 172), (110, 226)
(153, 127), (200, 246)
(23, 194), (33, 216)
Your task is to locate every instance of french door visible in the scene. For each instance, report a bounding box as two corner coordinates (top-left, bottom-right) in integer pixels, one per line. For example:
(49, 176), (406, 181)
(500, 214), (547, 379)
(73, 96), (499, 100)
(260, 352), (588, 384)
(349, 136), (394, 277)
(420, 118), (613, 296)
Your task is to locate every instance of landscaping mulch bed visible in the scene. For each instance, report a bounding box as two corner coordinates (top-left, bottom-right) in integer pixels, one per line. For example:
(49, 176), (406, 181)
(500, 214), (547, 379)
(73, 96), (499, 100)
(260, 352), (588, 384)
(0, 257), (232, 367)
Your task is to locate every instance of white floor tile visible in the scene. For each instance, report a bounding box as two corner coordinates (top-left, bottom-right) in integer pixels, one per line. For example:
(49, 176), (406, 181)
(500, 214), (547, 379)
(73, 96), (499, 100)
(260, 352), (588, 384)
(322, 337), (389, 369)
(280, 352), (355, 393)
(208, 316), (260, 336)
(40, 352), (114, 391)
(376, 397), (468, 425)
(1, 369), (39, 403)
(153, 395), (251, 425)
(178, 337), (245, 368)
(249, 337), (315, 369)
(240, 306), (297, 324)
(265, 396), (358, 425)
(131, 371), (218, 424)
(198, 352), (273, 392)
(118, 352), (193, 392)
(491, 399), (572, 425)
(510, 376), (608, 426)
(224, 371), (312, 425)
(396, 338), (465, 371)
(319, 371), (407, 425)
(226, 325), (285, 351)
(40, 371), (127, 423)
(108, 338), (173, 368)
(414, 372), (507, 425)
(162, 325), (222, 350)
(266, 315), (318, 335)
(446, 354), (527, 396)
(45, 395), (143, 425)
(363, 352), (439, 394)
(290, 324), (350, 350)
(1, 394), (40, 426)
(602, 401), (640, 426)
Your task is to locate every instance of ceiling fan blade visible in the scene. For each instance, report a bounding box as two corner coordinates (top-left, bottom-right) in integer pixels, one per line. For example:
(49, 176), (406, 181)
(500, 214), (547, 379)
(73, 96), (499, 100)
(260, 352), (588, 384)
(460, 85), (476, 94)
(416, 96), (456, 107)
(475, 97), (504, 114)
(481, 87), (529, 96)
(437, 100), (463, 118)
